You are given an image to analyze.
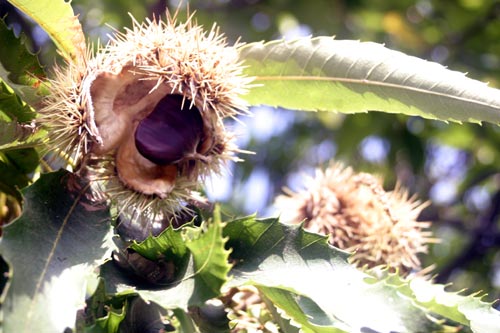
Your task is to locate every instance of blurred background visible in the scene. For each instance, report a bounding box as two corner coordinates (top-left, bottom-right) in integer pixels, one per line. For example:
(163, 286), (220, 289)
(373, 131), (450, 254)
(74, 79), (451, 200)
(1, 0), (499, 305)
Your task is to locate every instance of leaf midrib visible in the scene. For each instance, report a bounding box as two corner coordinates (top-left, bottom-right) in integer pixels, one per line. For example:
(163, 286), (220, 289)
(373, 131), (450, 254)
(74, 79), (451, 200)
(253, 75), (498, 109)
(24, 182), (91, 333)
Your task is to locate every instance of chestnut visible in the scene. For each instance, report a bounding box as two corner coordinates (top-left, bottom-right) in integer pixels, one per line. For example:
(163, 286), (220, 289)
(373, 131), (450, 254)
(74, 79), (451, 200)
(135, 94), (204, 165)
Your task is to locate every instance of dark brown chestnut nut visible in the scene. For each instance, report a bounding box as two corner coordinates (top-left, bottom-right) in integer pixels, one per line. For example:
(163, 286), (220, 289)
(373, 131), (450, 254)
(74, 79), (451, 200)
(135, 94), (204, 165)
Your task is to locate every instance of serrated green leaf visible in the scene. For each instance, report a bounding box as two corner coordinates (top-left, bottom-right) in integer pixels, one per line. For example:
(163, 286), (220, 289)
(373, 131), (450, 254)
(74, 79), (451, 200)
(7, 0), (85, 62)
(0, 170), (114, 333)
(259, 292), (302, 333)
(0, 18), (46, 105)
(185, 208), (232, 304)
(101, 211), (231, 310)
(359, 271), (500, 332)
(239, 37), (500, 125)
(223, 216), (500, 333)
(130, 224), (189, 267)
(408, 277), (500, 333)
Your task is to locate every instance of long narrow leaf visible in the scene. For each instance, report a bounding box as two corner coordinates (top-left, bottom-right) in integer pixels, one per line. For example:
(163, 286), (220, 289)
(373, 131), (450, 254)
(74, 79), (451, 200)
(239, 37), (500, 125)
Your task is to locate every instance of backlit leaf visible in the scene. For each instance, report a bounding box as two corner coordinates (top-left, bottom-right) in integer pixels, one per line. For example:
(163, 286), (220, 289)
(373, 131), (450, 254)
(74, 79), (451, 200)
(223, 216), (500, 333)
(239, 38), (500, 125)
(7, 0), (85, 62)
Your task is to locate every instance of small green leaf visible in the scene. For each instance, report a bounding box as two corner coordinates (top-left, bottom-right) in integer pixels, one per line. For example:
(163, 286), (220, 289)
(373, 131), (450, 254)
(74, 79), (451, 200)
(76, 279), (126, 333)
(100, 210), (232, 310)
(0, 79), (35, 123)
(0, 81), (43, 200)
(0, 120), (36, 147)
(130, 224), (189, 268)
(0, 18), (46, 105)
(185, 207), (232, 304)
(239, 37), (500, 125)
(0, 78), (44, 153)
(7, 0), (85, 62)
(0, 170), (114, 333)
(258, 286), (344, 333)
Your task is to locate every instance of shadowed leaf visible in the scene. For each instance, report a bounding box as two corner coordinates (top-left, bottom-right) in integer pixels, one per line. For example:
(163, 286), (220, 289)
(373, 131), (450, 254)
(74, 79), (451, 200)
(0, 18), (46, 105)
(0, 170), (114, 333)
(0, 148), (38, 200)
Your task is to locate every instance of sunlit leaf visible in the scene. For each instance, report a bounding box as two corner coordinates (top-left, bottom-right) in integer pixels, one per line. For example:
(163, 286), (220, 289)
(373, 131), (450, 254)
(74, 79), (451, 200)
(223, 216), (500, 333)
(7, 0), (85, 62)
(407, 276), (500, 333)
(258, 286), (344, 333)
(0, 79), (34, 123)
(239, 38), (500, 125)
(0, 170), (114, 333)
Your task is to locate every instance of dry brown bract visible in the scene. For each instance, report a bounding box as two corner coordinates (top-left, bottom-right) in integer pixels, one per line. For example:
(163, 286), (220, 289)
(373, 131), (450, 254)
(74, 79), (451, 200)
(275, 162), (435, 274)
(38, 11), (252, 218)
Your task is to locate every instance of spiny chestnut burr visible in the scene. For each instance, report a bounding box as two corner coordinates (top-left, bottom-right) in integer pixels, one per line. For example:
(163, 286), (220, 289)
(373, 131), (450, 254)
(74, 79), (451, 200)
(275, 162), (436, 275)
(37, 10), (252, 219)
(135, 94), (204, 166)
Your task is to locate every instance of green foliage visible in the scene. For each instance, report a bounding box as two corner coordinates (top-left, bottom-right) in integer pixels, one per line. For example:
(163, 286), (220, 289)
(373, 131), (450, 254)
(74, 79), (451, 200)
(239, 37), (500, 125)
(223, 216), (500, 332)
(0, 19), (44, 202)
(79, 280), (126, 333)
(185, 208), (232, 304)
(0, 170), (114, 333)
(384, 273), (500, 332)
(87, 215), (500, 332)
(0, 79), (34, 125)
(6, 0), (85, 62)
(100, 212), (231, 311)
(0, 18), (46, 105)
